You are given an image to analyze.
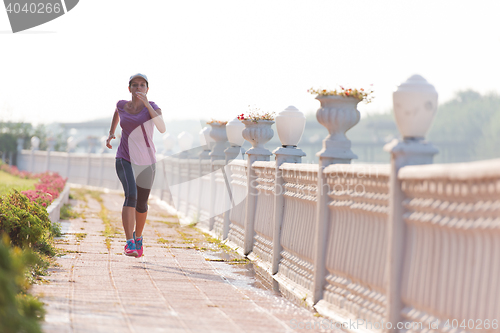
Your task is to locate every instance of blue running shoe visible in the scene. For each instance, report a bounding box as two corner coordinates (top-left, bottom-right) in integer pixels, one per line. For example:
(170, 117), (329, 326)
(133, 231), (143, 258)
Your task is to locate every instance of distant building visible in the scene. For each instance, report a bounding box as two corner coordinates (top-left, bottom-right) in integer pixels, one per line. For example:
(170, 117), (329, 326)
(59, 118), (119, 153)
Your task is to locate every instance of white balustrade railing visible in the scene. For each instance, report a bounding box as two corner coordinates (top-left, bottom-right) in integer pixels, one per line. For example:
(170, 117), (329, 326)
(251, 161), (275, 269)
(397, 159), (500, 332)
(227, 160), (247, 250)
(276, 164), (318, 297)
(320, 164), (390, 323)
(16, 141), (500, 333)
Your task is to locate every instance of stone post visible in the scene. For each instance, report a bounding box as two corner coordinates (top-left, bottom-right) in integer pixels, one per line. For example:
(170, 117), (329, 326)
(86, 137), (97, 185)
(45, 137), (56, 172)
(197, 127), (213, 223)
(271, 106), (306, 274)
(30, 136), (40, 173)
(66, 136), (75, 180)
(271, 147), (305, 274)
(241, 120), (274, 255)
(208, 122), (228, 230)
(222, 118), (245, 239)
(14, 137), (23, 167)
(312, 95), (360, 303)
(99, 136), (107, 187)
(383, 75), (439, 331)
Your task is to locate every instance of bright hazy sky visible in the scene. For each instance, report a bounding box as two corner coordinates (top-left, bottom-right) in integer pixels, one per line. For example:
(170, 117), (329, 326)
(1, 0), (500, 125)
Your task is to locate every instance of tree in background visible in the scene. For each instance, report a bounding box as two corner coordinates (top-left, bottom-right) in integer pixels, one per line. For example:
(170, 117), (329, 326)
(0, 122), (67, 153)
(427, 90), (500, 161)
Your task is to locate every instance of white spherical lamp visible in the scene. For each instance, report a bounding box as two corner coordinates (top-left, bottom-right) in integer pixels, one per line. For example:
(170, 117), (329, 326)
(226, 117), (245, 147)
(31, 136), (40, 150)
(393, 75), (438, 139)
(275, 106), (306, 147)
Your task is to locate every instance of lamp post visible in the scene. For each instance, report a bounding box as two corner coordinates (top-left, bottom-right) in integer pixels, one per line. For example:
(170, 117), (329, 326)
(31, 136), (40, 150)
(273, 106), (306, 163)
(86, 136), (98, 185)
(220, 117), (245, 238)
(16, 138), (24, 152)
(271, 106), (306, 274)
(30, 136), (40, 174)
(383, 74), (439, 331)
(66, 136), (77, 179)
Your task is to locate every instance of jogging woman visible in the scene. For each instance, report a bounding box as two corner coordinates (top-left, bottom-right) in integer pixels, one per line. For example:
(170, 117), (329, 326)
(106, 73), (166, 257)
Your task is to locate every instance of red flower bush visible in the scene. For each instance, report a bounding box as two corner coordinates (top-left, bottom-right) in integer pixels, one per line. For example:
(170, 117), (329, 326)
(2, 165), (67, 207)
(0, 164), (37, 179)
(20, 190), (52, 208)
(24, 172), (66, 206)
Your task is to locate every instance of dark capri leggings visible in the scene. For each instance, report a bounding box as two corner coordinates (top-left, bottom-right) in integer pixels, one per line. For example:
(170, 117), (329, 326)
(115, 158), (155, 213)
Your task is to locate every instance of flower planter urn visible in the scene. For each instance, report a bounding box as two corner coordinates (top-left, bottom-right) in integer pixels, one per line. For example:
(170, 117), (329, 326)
(315, 95), (360, 163)
(241, 120), (274, 156)
(208, 123), (228, 160)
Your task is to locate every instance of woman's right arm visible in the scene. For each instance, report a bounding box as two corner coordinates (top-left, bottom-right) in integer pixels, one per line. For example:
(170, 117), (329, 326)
(106, 109), (119, 149)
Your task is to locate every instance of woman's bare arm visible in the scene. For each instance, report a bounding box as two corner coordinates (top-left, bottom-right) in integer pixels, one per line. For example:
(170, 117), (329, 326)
(106, 109), (119, 149)
(147, 106), (166, 133)
(135, 92), (166, 133)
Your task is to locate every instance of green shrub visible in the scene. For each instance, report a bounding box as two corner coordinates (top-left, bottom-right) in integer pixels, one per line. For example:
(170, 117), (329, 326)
(0, 190), (52, 251)
(0, 236), (45, 333)
(50, 221), (62, 238)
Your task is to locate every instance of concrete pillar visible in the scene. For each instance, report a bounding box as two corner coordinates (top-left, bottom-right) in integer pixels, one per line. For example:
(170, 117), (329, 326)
(222, 144), (242, 239)
(312, 95), (360, 303)
(383, 75), (439, 331)
(208, 123), (228, 231)
(241, 120), (274, 255)
(30, 136), (40, 173)
(271, 146), (305, 274)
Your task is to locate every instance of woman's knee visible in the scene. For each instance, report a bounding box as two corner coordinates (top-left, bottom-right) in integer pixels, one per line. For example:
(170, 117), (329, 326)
(136, 186), (151, 213)
(136, 202), (148, 213)
(124, 194), (137, 208)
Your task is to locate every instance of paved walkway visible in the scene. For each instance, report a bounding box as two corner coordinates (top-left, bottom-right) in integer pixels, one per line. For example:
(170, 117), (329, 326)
(32, 188), (339, 333)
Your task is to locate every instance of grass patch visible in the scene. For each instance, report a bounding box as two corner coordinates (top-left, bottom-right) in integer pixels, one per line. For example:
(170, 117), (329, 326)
(157, 238), (170, 244)
(60, 204), (81, 220)
(100, 205), (120, 252)
(205, 258), (250, 264)
(0, 170), (37, 196)
(70, 188), (103, 203)
(71, 189), (121, 252)
(74, 233), (87, 241)
(87, 192), (122, 252)
(203, 234), (232, 252)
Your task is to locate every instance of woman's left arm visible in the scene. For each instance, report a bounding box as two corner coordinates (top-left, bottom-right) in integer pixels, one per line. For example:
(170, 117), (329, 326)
(136, 92), (166, 133)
